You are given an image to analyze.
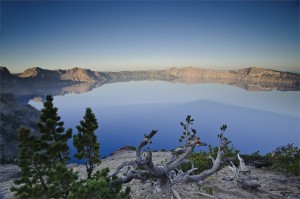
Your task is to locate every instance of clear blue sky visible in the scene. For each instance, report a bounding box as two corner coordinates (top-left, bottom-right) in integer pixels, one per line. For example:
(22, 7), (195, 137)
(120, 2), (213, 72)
(0, 1), (299, 73)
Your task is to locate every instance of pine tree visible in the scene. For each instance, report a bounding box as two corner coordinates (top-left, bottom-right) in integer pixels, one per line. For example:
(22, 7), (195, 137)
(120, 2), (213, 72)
(46, 162), (77, 198)
(37, 95), (72, 164)
(11, 128), (48, 199)
(36, 95), (75, 197)
(67, 168), (131, 199)
(12, 95), (76, 199)
(12, 97), (130, 198)
(73, 108), (100, 179)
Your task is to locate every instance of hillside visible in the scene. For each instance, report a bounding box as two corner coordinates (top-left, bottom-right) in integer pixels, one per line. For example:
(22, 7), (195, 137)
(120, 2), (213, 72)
(0, 67), (17, 81)
(0, 94), (40, 163)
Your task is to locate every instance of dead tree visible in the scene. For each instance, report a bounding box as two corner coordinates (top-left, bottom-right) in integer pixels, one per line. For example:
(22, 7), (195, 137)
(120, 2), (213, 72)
(109, 116), (231, 196)
(224, 153), (260, 190)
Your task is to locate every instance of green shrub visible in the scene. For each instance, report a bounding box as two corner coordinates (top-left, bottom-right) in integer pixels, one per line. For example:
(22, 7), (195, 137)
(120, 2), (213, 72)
(68, 168), (131, 199)
(270, 144), (300, 176)
(239, 144), (299, 176)
(180, 152), (211, 174)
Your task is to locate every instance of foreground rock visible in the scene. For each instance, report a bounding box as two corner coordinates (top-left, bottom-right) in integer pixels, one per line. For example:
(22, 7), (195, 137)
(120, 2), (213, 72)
(0, 165), (19, 199)
(2, 149), (299, 199)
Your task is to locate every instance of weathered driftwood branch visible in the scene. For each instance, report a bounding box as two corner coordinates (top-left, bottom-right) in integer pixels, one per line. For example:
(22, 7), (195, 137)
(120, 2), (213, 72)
(181, 139), (230, 183)
(223, 153), (260, 190)
(137, 130), (157, 160)
(117, 168), (150, 183)
(167, 138), (199, 172)
(111, 127), (230, 188)
(171, 187), (181, 199)
(110, 130), (168, 186)
(108, 160), (136, 177)
(192, 191), (216, 198)
(187, 162), (198, 175)
(237, 153), (248, 172)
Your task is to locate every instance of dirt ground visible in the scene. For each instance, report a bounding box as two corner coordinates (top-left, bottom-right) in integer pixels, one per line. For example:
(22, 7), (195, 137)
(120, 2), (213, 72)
(1, 149), (299, 199)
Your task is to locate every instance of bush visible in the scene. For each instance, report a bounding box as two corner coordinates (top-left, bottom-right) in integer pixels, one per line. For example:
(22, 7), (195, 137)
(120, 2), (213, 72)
(68, 168), (131, 199)
(270, 144), (300, 176)
(180, 152), (211, 174)
(239, 144), (299, 176)
(240, 151), (272, 168)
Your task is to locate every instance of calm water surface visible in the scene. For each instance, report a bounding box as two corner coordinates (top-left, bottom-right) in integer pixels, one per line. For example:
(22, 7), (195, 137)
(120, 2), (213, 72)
(29, 81), (300, 162)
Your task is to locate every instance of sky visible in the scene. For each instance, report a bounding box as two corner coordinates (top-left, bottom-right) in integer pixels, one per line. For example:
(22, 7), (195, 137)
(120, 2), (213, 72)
(0, 1), (299, 73)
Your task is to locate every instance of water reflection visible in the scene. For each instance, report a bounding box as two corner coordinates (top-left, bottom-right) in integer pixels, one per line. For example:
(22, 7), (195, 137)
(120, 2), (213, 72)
(27, 81), (299, 162)
(4, 75), (299, 105)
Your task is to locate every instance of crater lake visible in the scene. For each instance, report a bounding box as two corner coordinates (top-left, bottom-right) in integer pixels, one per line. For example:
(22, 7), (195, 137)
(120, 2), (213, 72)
(28, 81), (300, 162)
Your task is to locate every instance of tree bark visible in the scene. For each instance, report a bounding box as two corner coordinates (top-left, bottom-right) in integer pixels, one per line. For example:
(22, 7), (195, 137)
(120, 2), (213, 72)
(111, 130), (230, 187)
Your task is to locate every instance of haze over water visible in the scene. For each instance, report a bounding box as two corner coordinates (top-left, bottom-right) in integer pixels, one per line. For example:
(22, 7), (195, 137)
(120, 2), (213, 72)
(29, 81), (300, 162)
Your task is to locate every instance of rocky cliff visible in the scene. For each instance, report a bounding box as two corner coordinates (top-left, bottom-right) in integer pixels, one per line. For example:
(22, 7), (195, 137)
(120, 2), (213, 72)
(1, 66), (299, 98)
(57, 67), (104, 82)
(18, 67), (60, 81)
(13, 66), (300, 88)
(167, 66), (300, 87)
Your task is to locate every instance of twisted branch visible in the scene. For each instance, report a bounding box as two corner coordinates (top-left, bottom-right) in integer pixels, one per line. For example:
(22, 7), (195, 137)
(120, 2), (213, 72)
(181, 139), (230, 183)
(110, 125), (232, 195)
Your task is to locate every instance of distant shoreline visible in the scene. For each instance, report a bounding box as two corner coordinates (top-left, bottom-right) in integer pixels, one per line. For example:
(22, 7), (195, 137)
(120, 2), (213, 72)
(5, 65), (300, 75)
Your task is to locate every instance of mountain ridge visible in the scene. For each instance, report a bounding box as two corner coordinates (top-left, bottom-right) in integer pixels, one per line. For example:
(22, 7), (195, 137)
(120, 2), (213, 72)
(1, 66), (299, 92)
(4, 66), (300, 80)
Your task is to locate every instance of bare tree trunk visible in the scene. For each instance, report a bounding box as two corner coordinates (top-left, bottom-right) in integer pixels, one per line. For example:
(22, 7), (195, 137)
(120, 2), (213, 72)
(110, 129), (230, 187)
(224, 153), (260, 190)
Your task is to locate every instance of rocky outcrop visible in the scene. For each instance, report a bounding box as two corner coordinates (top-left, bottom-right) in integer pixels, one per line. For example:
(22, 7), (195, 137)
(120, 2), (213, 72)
(18, 67), (60, 81)
(0, 93), (40, 163)
(167, 66), (300, 89)
(57, 67), (103, 82)
(18, 67), (100, 83)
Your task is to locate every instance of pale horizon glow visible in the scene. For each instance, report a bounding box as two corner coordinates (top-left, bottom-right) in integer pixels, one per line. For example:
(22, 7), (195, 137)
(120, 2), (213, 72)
(0, 1), (299, 73)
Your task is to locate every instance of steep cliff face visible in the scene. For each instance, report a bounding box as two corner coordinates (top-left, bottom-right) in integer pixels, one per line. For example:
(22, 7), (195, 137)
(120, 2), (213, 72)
(166, 66), (300, 87)
(15, 67), (177, 83)
(57, 67), (105, 82)
(234, 67), (300, 85)
(0, 94), (40, 163)
(13, 66), (300, 86)
(17, 67), (109, 83)
(102, 70), (176, 82)
(18, 67), (61, 81)
(2, 66), (300, 92)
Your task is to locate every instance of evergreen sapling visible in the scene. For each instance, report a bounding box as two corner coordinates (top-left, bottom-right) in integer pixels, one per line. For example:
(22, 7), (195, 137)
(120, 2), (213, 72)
(73, 108), (100, 179)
